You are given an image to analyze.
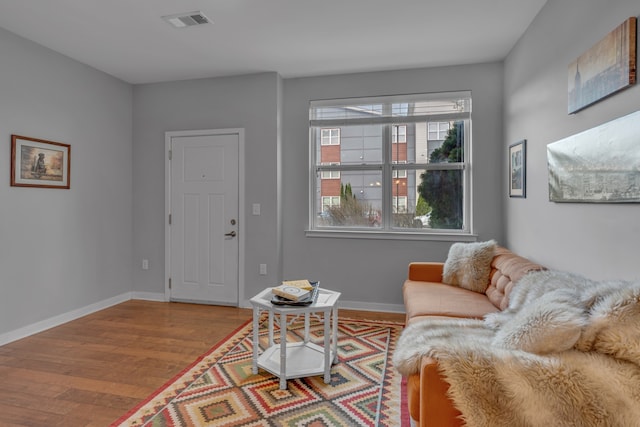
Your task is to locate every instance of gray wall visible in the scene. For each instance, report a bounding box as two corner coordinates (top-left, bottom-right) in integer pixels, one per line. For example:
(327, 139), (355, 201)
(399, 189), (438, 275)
(132, 73), (282, 301)
(504, 0), (640, 280)
(282, 64), (505, 311)
(132, 65), (504, 311)
(0, 28), (133, 336)
(6, 0), (637, 337)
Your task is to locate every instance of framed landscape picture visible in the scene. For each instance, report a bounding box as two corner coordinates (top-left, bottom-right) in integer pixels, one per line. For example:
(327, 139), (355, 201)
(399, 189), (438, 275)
(548, 111), (640, 203)
(568, 17), (637, 114)
(11, 135), (70, 189)
(509, 140), (526, 198)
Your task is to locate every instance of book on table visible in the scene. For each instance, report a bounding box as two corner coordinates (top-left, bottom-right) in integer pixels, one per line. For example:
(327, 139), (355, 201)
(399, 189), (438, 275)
(272, 280), (313, 301)
(271, 280), (320, 305)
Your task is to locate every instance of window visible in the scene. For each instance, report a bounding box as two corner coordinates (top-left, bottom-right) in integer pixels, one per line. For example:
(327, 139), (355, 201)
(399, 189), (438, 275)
(321, 128), (340, 145)
(320, 163), (341, 179)
(392, 125), (406, 143)
(428, 122), (450, 141)
(392, 161), (407, 178)
(321, 196), (340, 210)
(309, 91), (472, 235)
(392, 196), (408, 213)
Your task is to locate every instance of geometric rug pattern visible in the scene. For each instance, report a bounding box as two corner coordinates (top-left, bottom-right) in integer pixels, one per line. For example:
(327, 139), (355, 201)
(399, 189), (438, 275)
(110, 316), (406, 427)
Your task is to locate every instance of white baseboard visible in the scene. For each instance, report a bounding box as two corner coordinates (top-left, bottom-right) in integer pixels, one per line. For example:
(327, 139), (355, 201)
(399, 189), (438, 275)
(132, 291), (166, 302)
(0, 292), (132, 347)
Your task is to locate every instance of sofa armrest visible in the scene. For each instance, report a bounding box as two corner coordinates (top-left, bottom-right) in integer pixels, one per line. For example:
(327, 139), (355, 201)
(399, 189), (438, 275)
(408, 262), (444, 282)
(420, 357), (463, 427)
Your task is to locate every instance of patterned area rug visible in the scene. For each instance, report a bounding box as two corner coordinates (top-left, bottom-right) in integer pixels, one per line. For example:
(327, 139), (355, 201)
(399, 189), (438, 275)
(111, 316), (406, 427)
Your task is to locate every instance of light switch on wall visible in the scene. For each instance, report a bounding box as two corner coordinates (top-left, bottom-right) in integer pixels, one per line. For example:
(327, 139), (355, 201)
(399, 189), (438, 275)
(252, 203), (261, 215)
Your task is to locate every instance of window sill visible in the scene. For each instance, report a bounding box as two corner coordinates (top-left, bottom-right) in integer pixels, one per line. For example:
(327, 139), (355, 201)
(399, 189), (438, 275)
(304, 229), (478, 241)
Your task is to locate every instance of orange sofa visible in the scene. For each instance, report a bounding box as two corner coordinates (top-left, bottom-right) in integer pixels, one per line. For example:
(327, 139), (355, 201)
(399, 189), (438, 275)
(402, 246), (545, 426)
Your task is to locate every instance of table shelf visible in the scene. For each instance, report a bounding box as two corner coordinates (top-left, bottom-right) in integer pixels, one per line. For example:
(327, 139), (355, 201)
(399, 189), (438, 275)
(258, 341), (336, 380)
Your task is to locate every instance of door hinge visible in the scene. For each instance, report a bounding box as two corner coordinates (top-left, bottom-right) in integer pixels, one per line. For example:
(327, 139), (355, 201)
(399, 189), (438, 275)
(168, 150), (172, 160)
(169, 213), (172, 225)
(169, 278), (172, 289)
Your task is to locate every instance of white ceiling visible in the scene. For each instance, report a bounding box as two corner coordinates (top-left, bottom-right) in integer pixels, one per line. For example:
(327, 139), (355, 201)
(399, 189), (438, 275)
(0, 0), (547, 85)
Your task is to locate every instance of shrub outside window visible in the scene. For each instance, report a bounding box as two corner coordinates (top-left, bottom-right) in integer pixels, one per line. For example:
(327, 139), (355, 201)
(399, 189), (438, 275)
(310, 92), (471, 235)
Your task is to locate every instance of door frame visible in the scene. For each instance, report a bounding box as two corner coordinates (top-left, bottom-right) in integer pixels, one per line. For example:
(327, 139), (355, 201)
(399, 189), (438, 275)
(164, 128), (245, 304)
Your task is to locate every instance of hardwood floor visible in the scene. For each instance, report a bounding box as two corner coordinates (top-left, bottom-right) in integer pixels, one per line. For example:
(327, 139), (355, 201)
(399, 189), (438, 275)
(0, 300), (405, 426)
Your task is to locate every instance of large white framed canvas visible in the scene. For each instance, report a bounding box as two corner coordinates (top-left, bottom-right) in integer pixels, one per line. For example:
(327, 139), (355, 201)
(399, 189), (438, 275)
(548, 110), (640, 203)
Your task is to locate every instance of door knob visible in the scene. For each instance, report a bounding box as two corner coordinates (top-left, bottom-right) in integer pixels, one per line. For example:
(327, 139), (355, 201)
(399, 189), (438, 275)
(225, 231), (237, 237)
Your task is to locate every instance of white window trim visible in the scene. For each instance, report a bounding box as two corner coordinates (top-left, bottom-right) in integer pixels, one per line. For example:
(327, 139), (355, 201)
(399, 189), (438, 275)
(392, 196), (408, 213)
(305, 228), (478, 242)
(392, 124), (407, 144)
(320, 128), (340, 145)
(321, 196), (341, 209)
(428, 122), (451, 141)
(320, 162), (341, 179)
(308, 92), (473, 240)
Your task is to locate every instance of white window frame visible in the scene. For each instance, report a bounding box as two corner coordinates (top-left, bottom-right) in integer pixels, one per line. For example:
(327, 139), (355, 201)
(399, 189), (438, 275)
(321, 196), (340, 210)
(428, 122), (450, 141)
(321, 128), (340, 145)
(392, 125), (407, 143)
(392, 196), (408, 213)
(308, 92), (474, 241)
(320, 162), (341, 179)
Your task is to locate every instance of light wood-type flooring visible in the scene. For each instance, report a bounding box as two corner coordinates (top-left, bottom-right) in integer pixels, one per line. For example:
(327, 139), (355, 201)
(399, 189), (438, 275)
(0, 300), (405, 426)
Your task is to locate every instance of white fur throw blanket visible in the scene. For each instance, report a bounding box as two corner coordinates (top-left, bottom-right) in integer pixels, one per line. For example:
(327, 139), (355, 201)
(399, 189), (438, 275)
(394, 270), (640, 426)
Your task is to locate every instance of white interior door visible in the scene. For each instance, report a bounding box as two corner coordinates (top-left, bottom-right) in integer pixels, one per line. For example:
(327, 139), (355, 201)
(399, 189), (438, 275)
(167, 130), (240, 305)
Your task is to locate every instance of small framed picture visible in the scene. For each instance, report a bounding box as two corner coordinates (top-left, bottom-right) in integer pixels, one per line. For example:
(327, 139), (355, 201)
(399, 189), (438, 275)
(11, 135), (71, 189)
(509, 140), (526, 198)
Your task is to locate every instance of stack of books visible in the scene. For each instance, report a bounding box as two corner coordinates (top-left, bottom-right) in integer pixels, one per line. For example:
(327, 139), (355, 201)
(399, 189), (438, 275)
(271, 280), (319, 306)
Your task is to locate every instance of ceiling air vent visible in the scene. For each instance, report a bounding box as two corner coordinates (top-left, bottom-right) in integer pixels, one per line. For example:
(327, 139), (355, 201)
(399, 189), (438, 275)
(162, 11), (211, 28)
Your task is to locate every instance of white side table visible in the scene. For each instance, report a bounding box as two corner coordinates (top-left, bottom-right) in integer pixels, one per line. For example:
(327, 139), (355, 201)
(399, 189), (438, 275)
(249, 287), (341, 390)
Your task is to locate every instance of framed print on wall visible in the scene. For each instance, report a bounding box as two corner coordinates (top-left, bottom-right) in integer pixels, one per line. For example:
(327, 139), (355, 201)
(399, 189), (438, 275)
(509, 140), (526, 198)
(11, 135), (70, 189)
(568, 17), (637, 114)
(548, 110), (640, 203)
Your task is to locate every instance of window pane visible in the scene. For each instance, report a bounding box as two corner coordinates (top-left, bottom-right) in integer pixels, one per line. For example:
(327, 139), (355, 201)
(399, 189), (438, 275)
(341, 125), (383, 165)
(391, 170), (417, 228)
(392, 125), (407, 143)
(315, 170), (383, 228)
(321, 128), (340, 145)
(439, 123), (450, 140)
(388, 169), (462, 230)
(429, 122), (464, 163)
(321, 170), (340, 179)
(417, 169), (463, 229)
(316, 124), (383, 165)
(387, 170), (432, 229)
(415, 121), (464, 165)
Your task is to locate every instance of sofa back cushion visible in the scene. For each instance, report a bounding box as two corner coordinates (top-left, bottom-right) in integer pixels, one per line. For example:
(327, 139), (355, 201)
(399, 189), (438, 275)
(485, 247), (546, 310)
(442, 240), (496, 293)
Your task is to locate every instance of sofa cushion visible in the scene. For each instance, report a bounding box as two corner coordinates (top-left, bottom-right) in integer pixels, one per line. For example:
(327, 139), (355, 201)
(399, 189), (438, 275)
(442, 240), (496, 292)
(403, 280), (499, 321)
(485, 247), (546, 309)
